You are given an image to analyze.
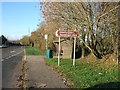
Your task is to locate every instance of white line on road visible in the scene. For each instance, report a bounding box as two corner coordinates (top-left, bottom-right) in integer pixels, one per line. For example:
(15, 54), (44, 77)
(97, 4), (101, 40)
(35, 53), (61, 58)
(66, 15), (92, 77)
(10, 50), (16, 53)
(10, 46), (23, 53)
(1, 49), (24, 61)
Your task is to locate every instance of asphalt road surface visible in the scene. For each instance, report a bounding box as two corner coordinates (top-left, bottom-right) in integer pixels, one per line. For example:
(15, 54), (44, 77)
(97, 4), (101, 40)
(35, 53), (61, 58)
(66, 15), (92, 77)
(1, 46), (24, 88)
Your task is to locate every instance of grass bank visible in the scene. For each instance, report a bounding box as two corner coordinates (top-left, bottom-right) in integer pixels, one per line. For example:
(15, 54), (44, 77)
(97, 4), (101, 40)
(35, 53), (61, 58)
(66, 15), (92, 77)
(46, 58), (119, 89)
(25, 46), (44, 55)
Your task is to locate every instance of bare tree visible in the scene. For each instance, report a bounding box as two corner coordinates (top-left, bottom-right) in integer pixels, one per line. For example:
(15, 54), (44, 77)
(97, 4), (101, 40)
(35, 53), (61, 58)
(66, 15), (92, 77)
(39, 2), (119, 60)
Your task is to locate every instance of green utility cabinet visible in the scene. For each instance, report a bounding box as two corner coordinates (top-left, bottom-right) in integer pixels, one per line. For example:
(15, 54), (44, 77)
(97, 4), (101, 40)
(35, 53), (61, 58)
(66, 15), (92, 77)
(46, 49), (53, 58)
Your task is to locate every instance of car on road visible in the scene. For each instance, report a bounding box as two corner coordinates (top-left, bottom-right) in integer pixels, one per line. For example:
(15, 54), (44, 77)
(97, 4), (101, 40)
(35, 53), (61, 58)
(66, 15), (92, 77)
(0, 44), (7, 48)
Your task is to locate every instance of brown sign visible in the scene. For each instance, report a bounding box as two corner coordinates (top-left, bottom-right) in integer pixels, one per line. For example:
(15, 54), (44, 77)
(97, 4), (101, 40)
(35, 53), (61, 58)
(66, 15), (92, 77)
(57, 30), (79, 37)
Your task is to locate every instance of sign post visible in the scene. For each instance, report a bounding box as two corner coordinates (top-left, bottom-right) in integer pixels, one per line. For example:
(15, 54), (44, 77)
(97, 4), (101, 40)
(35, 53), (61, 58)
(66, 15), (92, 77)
(73, 29), (77, 66)
(58, 36), (60, 66)
(56, 29), (79, 66)
(73, 36), (76, 66)
(45, 34), (48, 50)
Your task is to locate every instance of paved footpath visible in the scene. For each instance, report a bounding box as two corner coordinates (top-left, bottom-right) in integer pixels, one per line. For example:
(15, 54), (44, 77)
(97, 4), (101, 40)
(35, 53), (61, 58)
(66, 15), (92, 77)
(26, 56), (69, 88)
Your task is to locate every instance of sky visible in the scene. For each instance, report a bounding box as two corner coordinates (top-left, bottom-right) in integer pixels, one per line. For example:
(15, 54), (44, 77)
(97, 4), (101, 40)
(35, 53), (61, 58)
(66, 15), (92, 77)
(1, 1), (44, 40)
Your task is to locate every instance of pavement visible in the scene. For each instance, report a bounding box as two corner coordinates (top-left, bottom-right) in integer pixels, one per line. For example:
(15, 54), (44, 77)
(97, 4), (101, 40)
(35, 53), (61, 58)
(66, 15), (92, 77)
(26, 56), (69, 88)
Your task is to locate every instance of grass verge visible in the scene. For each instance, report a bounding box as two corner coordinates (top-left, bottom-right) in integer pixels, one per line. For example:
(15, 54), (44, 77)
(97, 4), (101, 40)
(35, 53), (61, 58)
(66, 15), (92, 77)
(25, 46), (43, 55)
(46, 58), (119, 89)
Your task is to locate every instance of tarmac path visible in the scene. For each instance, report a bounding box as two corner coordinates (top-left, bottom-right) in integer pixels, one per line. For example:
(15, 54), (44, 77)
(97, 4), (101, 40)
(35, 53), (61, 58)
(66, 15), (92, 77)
(26, 56), (69, 88)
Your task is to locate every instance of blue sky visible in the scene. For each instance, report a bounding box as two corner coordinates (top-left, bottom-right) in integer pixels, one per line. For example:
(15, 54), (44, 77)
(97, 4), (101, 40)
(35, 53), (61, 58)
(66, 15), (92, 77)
(2, 2), (44, 40)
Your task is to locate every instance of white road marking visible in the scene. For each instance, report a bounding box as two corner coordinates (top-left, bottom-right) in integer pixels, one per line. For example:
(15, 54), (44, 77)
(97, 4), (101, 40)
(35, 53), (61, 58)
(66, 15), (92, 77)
(10, 46), (23, 54)
(1, 49), (24, 61)
(10, 50), (16, 53)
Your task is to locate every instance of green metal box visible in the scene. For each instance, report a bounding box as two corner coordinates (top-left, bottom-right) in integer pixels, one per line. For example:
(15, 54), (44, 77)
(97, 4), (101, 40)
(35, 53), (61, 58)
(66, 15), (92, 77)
(46, 49), (53, 58)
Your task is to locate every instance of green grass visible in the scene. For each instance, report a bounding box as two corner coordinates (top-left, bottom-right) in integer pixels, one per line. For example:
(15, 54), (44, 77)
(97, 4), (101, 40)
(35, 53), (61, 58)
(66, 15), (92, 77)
(46, 58), (119, 88)
(25, 46), (43, 55)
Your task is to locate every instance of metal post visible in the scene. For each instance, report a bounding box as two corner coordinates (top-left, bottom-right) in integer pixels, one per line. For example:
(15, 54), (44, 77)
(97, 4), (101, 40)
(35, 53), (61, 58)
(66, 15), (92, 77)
(73, 37), (76, 66)
(45, 34), (48, 51)
(46, 39), (48, 50)
(58, 36), (60, 66)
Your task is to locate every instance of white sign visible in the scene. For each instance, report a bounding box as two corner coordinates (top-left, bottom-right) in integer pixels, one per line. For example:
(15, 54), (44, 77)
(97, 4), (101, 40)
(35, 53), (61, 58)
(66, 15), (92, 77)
(45, 34), (48, 40)
(55, 30), (59, 37)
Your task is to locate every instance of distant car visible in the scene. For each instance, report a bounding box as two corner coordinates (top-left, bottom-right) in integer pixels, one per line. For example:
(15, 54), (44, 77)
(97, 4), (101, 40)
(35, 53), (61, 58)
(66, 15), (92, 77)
(0, 44), (7, 48)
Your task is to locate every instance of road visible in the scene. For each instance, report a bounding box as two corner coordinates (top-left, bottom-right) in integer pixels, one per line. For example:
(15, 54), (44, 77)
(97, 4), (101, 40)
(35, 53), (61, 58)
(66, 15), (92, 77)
(1, 46), (24, 88)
